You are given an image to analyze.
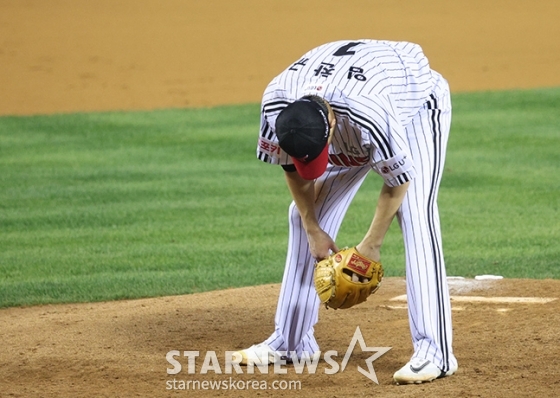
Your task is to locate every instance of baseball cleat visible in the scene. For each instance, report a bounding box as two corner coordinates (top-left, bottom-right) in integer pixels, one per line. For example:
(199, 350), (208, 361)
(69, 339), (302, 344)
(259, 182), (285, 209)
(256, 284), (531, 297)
(281, 350), (321, 364)
(393, 358), (457, 385)
(232, 343), (281, 365)
(232, 344), (321, 366)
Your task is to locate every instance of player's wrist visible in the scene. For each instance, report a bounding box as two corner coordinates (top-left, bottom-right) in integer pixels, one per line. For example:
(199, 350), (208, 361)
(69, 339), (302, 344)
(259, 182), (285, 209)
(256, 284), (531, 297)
(358, 234), (383, 250)
(304, 223), (323, 236)
(356, 241), (382, 262)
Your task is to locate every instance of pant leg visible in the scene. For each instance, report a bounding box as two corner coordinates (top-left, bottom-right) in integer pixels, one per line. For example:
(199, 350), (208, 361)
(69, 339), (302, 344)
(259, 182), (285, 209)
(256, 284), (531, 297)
(264, 165), (371, 357)
(397, 75), (458, 372)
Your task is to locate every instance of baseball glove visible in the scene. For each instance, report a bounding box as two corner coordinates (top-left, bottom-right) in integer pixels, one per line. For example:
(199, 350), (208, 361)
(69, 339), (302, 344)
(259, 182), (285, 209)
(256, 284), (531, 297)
(313, 247), (383, 309)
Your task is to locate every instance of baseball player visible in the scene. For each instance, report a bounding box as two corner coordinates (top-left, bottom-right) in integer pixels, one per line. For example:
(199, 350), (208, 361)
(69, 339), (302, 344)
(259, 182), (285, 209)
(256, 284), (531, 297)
(234, 39), (458, 384)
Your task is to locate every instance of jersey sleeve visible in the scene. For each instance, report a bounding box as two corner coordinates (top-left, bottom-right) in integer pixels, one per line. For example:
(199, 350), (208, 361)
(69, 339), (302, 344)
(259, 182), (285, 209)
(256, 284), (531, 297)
(346, 95), (416, 187)
(256, 102), (293, 166)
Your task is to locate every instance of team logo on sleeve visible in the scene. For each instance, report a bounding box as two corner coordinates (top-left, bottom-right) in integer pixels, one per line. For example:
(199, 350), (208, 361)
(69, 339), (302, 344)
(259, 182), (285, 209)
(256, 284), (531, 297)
(376, 153), (413, 177)
(373, 152), (418, 185)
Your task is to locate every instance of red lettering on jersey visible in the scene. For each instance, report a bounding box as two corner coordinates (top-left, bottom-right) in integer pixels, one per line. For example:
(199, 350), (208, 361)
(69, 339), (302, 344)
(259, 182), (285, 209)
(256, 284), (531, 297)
(258, 138), (281, 156)
(328, 153), (369, 167)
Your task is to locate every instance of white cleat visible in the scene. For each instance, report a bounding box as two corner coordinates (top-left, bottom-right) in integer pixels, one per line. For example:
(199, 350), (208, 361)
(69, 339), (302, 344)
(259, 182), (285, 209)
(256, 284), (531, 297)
(232, 344), (321, 366)
(393, 358), (457, 385)
(232, 343), (281, 365)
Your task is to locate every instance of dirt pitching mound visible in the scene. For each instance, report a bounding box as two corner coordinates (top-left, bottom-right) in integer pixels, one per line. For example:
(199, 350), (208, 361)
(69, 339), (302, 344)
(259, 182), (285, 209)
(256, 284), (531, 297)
(1, 278), (559, 397)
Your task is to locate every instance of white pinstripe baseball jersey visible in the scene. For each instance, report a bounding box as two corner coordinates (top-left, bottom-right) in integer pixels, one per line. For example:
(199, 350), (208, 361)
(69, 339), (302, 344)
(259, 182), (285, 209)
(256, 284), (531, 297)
(257, 40), (442, 187)
(247, 39), (457, 376)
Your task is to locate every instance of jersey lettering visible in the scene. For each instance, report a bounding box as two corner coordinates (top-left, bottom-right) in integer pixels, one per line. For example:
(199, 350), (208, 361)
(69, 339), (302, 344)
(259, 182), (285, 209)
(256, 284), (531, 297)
(348, 66), (367, 81)
(333, 42), (364, 56)
(313, 62), (335, 77)
(329, 153), (369, 167)
(289, 58), (309, 71)
(258, 137), (282, 157)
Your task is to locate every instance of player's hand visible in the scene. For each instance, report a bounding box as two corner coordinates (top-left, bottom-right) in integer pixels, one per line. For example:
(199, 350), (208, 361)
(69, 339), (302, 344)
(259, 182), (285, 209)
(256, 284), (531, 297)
(355, 242), (381, 263)
(307, 229), (339, 261)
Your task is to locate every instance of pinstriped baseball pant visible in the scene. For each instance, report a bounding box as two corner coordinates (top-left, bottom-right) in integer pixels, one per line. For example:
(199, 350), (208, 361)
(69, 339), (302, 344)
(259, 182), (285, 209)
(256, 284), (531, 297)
(264, 76), (457, 373)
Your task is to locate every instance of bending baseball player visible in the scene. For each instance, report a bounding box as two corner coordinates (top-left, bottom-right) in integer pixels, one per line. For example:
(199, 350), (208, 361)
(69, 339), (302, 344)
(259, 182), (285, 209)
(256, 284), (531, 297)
(234, 39), (458, 384)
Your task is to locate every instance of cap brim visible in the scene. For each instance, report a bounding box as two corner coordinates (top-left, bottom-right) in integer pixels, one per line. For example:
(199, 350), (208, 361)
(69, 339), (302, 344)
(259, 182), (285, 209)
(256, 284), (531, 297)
(292, 144), (329, 180)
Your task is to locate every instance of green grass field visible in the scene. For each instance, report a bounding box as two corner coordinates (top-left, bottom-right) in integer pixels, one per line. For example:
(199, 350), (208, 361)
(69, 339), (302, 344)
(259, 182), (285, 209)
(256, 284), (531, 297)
(1, 88), (559, 308)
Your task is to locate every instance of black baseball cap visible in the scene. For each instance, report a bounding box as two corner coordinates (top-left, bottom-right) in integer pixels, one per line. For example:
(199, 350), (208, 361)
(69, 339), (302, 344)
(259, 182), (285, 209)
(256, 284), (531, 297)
(275, 98), (330, 180)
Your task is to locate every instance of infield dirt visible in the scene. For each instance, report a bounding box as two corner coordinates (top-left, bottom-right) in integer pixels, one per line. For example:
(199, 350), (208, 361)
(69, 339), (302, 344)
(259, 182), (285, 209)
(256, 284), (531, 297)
(1, 1), (559, 397)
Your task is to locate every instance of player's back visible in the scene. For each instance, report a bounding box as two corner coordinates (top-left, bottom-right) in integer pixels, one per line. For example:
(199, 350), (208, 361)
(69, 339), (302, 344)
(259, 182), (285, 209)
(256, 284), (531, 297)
(265, 40), (436, 124)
